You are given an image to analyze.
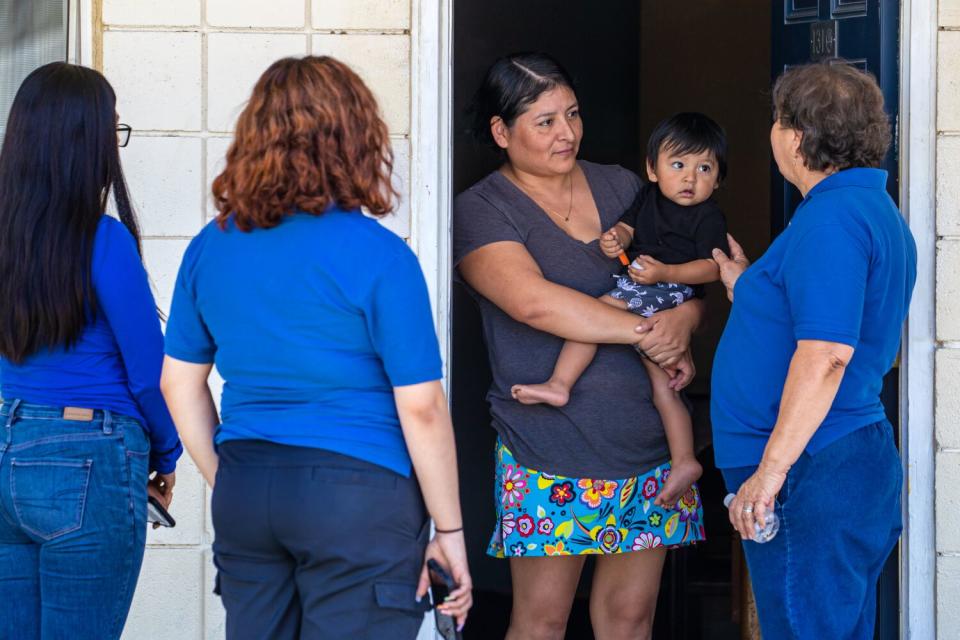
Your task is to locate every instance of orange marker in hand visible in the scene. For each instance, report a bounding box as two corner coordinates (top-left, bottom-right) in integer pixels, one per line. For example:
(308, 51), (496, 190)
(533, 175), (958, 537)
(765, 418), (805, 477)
(618, 252), (630, 267)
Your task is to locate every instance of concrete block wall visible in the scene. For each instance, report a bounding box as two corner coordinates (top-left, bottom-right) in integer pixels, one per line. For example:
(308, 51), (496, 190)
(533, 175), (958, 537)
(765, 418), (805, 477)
(96, 1), (414, 637)
(938, 1), (960, 637)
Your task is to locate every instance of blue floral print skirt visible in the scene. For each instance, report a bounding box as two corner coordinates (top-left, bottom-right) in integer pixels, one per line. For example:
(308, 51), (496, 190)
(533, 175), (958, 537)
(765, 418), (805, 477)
(488, 441), (706, 557)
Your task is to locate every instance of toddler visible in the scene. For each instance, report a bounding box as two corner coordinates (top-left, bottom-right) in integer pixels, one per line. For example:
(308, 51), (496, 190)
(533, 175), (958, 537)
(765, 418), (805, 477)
(512, 112), (730, 507)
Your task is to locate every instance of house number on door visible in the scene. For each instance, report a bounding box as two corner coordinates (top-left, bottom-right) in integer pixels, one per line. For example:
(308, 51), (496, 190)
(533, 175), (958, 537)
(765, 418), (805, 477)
(810, 20), (838, 61)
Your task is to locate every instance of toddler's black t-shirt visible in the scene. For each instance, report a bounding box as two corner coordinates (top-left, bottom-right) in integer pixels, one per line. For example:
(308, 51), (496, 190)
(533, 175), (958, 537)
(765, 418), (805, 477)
(618, 182), (730, 265)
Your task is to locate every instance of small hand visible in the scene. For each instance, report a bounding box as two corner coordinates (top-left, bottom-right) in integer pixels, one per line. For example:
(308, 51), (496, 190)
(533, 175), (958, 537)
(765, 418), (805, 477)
(711, 234), (750, 302)
(147, 471), (176, 529)
(726, 464), (786, 540)
(600, 228), (623, 259)
(627, 255), (668, 285)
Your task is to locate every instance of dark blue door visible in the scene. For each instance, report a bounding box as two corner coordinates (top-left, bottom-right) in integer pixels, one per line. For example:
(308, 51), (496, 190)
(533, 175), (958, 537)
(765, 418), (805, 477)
(772, 0), (900, 233)
(770, 3), (901, 639)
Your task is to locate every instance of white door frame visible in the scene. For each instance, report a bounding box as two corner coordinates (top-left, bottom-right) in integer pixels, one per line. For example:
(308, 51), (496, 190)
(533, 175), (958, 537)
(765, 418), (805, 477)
(410, 1), (453, 636)
(899, 0), (937, 637)
(410, 0), (454, 391)
(71, 0), (94, 67)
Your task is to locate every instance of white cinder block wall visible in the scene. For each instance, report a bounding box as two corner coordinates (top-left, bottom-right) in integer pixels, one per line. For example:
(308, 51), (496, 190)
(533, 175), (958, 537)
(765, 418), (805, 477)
(938, 2), (960, 638)
(97, 1), (415, 637)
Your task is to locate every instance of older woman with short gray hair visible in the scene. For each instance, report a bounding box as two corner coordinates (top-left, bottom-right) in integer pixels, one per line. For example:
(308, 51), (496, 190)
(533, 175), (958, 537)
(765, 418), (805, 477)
(711, 61), (916, 639)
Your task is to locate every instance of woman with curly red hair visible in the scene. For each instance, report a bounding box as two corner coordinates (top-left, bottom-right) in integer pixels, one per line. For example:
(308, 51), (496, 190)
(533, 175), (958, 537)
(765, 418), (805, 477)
(160, 56), (471, 639)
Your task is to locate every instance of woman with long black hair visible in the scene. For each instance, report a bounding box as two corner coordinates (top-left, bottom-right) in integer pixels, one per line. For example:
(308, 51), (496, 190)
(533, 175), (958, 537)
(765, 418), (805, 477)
(0, 62), (182, 639)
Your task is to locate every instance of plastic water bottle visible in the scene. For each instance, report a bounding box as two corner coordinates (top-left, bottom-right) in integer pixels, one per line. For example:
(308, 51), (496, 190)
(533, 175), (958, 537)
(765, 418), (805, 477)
(724, 493), (780, 543)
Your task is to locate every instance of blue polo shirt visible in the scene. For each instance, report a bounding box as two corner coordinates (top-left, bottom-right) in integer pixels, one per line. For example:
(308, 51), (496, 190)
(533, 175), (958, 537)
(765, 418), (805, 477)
(711, 169), (916, 469)
(164, 209), (443, 477)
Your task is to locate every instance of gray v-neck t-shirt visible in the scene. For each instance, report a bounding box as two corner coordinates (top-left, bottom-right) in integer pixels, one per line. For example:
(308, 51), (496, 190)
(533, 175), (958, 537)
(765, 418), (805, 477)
(453, 161), (670, 479)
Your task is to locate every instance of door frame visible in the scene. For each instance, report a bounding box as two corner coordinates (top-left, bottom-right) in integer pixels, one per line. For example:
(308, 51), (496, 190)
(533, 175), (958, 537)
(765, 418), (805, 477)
(409, 2), (453, 636)
(899, 0), (937, 637)
(411, 0), (454, 396)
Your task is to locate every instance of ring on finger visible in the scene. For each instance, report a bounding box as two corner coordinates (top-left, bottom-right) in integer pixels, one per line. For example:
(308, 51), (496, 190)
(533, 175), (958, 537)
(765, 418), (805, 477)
(742, 505), (754, 513)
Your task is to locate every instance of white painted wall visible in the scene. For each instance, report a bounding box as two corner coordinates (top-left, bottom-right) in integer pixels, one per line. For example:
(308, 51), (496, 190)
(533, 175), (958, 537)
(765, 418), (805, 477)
(937, 2), (960, 636)
(95, 1), (420, 637)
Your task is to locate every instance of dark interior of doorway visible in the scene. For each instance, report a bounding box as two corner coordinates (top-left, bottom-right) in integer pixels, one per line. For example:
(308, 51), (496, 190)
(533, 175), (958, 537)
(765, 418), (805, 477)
(451, 1), (773, 638)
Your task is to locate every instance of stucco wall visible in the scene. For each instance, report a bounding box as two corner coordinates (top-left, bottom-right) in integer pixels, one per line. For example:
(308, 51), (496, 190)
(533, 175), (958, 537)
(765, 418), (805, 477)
(96, 1), (414, 637)
(938, 2), (960, 637)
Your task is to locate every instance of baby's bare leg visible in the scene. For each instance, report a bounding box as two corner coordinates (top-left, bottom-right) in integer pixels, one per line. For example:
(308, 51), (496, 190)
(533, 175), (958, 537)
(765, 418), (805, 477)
(642, 358), (702, 508)
(511, 296), (627, 407)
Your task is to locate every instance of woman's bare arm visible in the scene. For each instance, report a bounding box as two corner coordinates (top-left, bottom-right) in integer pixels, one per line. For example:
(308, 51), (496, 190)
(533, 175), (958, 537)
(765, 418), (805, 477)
(460, 241), (646, 344)
(160, 357), (220, 486)
(726, 339), (855, 538)
(459, 241), (703, 365)
(762, 339), (855, 473)
(394, 380), (473, 626)
(394, 380), (463, 531)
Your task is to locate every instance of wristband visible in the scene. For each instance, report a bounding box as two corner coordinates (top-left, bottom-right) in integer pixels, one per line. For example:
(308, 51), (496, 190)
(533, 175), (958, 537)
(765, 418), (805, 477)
(434, 526), (464, 534)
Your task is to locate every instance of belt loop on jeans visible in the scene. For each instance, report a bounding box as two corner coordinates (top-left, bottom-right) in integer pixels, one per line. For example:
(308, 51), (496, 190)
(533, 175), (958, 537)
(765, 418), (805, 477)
(102, 409), (113, 435)
(5, 398), (22, 429)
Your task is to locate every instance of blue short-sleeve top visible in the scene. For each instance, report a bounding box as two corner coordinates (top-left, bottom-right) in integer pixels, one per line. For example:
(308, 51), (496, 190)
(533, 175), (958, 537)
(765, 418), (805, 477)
(164, 208), (443, 476)
(710, 168), (917, 469)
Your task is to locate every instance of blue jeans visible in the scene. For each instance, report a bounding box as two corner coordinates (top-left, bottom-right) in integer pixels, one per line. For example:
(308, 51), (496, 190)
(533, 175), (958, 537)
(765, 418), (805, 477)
(0, 400), (150, 640)
(722, 421), (902, 640)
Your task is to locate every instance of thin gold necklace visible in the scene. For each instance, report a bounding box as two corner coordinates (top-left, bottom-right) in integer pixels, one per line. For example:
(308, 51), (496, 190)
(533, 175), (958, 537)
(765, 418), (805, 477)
(515, 171), (574, 223)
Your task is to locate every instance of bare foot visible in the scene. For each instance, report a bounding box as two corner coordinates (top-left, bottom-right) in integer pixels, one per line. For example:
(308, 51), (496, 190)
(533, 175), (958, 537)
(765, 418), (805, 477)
(511, 381), (570, 407)
(655, 457), (703, 509)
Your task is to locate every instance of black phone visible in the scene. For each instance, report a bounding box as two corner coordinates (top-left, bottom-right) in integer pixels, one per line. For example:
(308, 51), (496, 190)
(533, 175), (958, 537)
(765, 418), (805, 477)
(147, 495), (176, 528)
(427, 559), (462, 640)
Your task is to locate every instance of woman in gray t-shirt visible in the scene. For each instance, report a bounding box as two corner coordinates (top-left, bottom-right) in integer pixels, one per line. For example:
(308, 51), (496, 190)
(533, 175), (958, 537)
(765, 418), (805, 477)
(454, 53), (706, 639)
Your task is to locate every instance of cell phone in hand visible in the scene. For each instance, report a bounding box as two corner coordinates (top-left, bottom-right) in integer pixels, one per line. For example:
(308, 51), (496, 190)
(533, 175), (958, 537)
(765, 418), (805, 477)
(147, 495), (176, 528)
(427, 559), (462, 640)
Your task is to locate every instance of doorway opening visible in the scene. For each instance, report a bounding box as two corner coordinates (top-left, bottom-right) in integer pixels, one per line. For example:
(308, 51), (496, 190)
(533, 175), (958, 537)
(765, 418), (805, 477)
(449, 1), (900, 638)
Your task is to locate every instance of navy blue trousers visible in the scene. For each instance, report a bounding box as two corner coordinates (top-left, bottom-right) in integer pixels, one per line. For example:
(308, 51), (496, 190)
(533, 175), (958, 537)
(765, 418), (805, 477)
(211, 440), (431, 640)
(723, 421), (902, 640)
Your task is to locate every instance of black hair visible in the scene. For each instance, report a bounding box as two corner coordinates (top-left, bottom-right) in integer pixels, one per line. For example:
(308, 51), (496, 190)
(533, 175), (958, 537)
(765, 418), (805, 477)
(468, 52), (576, 149)
(646, 112), (728, 182)
(0, 62), (143, 363)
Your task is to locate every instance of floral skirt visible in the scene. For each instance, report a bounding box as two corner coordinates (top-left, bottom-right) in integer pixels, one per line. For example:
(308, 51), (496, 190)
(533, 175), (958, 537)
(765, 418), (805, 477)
(488, 441), (706, 557)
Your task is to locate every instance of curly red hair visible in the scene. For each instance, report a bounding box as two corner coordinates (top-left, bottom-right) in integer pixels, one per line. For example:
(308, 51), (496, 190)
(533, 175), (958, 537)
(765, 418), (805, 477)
(212, 56), (397, 231)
